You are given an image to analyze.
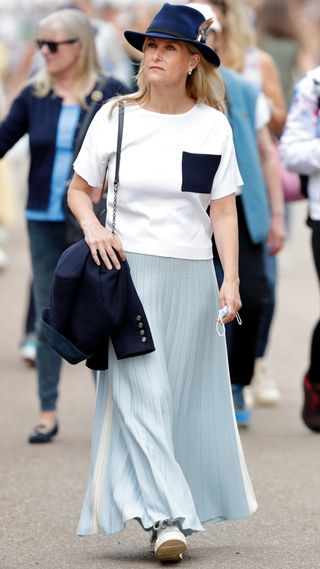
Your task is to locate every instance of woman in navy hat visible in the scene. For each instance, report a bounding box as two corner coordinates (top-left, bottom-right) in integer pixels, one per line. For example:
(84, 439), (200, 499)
(68, 2), (257, 562)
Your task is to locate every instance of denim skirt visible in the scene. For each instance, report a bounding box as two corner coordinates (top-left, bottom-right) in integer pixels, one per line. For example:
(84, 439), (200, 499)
(77, 253), (257, 536)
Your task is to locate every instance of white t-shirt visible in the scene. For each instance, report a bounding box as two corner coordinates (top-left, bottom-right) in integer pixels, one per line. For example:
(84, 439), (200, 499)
(74, 101), (243, 260)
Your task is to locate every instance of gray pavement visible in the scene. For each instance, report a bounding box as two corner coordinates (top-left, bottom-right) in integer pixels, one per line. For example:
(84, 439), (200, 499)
(1, 202), (320, 569)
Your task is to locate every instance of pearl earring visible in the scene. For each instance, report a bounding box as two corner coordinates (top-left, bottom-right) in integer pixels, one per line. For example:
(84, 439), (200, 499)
(188, 69), (193, 76)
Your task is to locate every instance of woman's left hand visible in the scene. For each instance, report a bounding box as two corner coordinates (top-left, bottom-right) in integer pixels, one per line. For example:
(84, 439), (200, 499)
(218, 278), (242, 323)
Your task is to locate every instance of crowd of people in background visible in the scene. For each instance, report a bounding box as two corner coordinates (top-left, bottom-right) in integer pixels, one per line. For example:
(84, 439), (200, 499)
(0, 0), (319, 442)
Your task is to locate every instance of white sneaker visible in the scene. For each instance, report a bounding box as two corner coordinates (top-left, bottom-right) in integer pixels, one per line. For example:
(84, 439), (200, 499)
(251, 357), (280, 406)
(244, 386), (254, 409)
(151, 518), (186, 562)
(20, 335), (37, 367)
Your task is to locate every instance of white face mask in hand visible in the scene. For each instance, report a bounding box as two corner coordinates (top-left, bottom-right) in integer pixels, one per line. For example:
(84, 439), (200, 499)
(216, 306), (242, 337)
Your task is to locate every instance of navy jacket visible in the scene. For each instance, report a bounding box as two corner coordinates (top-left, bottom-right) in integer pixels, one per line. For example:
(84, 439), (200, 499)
(0, 77), (129, 211)
(41, 240), (155, 371)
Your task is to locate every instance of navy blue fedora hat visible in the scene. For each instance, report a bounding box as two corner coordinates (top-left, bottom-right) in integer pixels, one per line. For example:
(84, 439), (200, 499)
(124, 3), (220, 67)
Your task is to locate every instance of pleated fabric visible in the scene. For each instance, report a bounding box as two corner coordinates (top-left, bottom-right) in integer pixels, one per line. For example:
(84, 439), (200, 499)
(78, 253), (257, 537)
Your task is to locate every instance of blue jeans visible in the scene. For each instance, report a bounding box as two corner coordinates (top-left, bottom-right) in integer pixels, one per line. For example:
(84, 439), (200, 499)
(24, 280), (36, 335)
(27, 221), (66, 411)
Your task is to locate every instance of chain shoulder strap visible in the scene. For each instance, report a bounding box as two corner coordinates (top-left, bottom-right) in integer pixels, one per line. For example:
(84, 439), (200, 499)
(111, 101), (125, 234)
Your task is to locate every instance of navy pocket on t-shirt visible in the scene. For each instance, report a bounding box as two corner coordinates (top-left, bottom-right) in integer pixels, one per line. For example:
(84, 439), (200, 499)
(181, 152), (222, 194)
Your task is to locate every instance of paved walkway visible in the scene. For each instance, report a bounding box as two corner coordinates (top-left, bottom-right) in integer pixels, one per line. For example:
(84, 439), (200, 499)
(1, 202), (319, 569)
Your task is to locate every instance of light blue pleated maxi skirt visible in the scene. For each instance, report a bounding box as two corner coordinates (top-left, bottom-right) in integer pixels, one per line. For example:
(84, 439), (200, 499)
(78, 253), (257, 537)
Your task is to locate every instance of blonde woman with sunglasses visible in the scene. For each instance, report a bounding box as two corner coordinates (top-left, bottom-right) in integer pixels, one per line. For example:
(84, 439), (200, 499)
(0, 8), (129, 444)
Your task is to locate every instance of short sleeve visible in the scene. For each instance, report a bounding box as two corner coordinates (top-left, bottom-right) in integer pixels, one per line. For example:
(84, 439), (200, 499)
(73, 103), (113, 187)
(210, 122), (243, 200)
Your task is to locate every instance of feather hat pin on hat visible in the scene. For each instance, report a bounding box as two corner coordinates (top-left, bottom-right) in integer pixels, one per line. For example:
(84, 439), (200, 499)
(124, 2), (220, 67)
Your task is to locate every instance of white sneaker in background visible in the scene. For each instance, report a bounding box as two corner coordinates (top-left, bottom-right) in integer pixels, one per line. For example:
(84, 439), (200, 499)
(20, 334), (37, 367)
(151, 518), (186, 562)
(251, 357), (281, 406)
(0, 248), (8, 270)
(244, 386), (254, 409)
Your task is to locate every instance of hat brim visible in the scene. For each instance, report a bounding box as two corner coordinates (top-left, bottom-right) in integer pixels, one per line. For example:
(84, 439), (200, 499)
(124, 30), (220, 67)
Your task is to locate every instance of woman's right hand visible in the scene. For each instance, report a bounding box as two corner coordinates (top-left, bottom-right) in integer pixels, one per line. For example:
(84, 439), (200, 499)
(67, 173), (125, 269)
(82, 219), (125, 270)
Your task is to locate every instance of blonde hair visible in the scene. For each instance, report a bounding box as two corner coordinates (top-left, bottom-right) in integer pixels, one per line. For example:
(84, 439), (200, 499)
(31, 9), (102, 108)
(213, 0), (255, 72)
(110, 42), (226, 114)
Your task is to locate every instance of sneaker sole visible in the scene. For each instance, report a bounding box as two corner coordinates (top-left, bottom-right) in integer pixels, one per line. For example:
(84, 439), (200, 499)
(155, 539), (186, 561)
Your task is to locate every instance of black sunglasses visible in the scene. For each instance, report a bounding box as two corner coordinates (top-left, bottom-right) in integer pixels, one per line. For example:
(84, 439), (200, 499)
(35, 38), (79, 53)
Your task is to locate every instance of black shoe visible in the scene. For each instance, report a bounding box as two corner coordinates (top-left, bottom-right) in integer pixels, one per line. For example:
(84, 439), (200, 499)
(28, 423), (59, 444)
(302, 375), (320, 433)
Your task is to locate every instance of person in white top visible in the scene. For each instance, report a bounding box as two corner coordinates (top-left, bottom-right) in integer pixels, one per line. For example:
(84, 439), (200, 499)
(68, 3), (257, 563)
(280, 66), (320, 433)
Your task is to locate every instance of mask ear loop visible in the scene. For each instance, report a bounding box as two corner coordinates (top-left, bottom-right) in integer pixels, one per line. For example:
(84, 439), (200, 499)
(235, 312), (242, 325)
(216, 312), (242, 337)
(216, 318), (225, 337)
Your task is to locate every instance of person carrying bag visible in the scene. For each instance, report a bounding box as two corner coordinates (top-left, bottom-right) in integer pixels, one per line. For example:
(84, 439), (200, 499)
(67, 3), (257, 563)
